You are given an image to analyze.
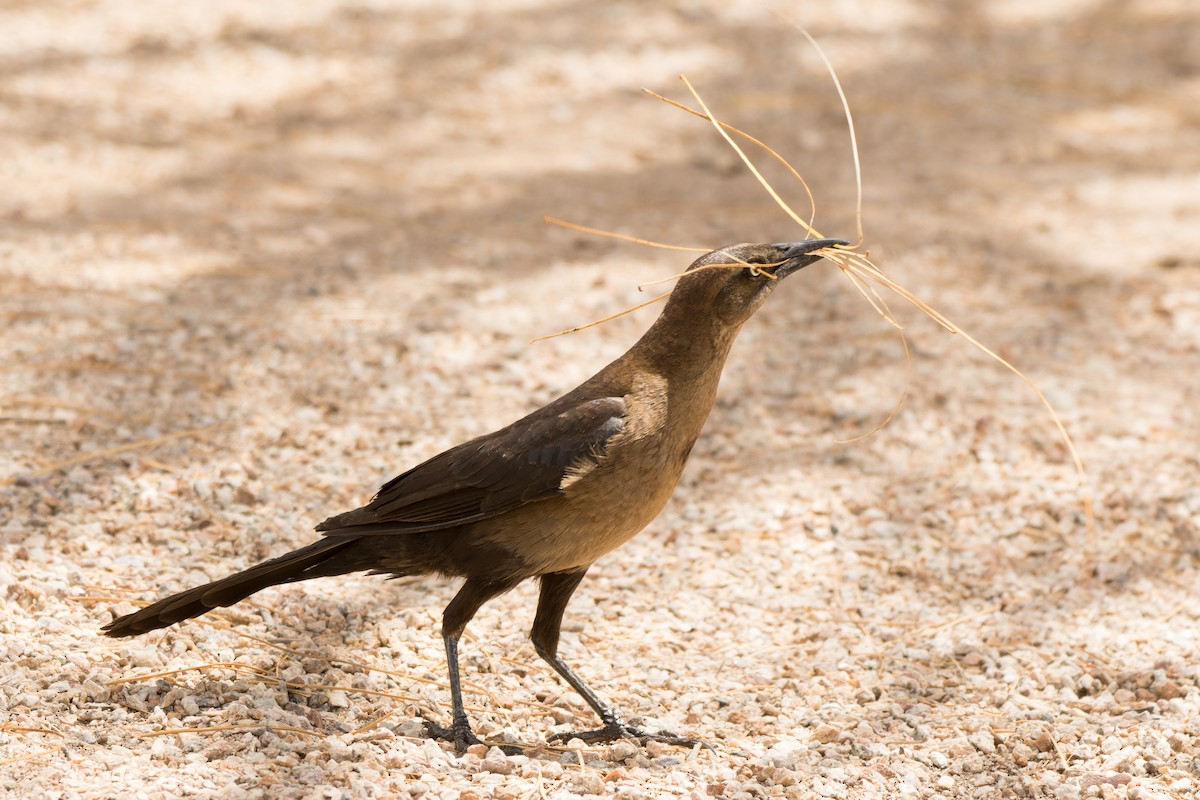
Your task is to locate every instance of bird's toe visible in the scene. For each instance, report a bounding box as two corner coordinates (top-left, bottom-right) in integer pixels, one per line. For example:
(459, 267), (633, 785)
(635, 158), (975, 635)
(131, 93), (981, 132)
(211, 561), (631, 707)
(549, 721), (711, 750)
(424, 719), (521, 755)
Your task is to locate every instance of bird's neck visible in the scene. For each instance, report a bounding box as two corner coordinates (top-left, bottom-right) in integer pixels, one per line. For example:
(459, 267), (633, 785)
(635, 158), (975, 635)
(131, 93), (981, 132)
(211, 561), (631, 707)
(611, 308), (744, 442)
(628, 302), (742, 383)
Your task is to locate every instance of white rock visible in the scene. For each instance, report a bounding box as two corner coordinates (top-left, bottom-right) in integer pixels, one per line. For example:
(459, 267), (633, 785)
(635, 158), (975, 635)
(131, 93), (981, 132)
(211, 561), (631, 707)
(760, 739), (807, 769)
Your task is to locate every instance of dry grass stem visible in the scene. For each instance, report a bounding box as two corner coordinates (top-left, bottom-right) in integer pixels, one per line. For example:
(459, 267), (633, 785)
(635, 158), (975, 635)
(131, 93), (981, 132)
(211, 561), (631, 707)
(106, 662), (275, 687)
(0, 396), (150, 422)
(905, 604), (1005, 641)
(679, 76), (822, 240)
(831, 251), (1094, 528)
(0, 724), (65, 767)
(0, 748), (61, 767)
(554, 71), (1097, 529)
(786, 20), (866, 246)
(217, 625), (505, 707)
(635, 258), (781, 292)
(137, 724), (326, 740)
(530, 290), (673, 343)
(97, 602), (567, 715)
(3, 360), (212, 385)
(544, 216), (707, 253)
(350, 711), (396, 736)
(642, 88), (818, 235)
(1, 422), (230, 486)
(657, 73), (1094, 525)
(108, 660), (496, 710)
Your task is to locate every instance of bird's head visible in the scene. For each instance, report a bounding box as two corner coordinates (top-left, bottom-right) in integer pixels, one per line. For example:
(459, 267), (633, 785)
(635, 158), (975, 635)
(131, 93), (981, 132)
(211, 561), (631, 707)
(667, 238), (846, 328)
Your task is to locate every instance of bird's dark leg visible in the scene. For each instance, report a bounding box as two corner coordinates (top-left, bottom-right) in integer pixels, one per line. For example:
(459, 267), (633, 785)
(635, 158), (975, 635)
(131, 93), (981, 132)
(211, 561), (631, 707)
(532, 568), (708, 750)
(426, 576), (522, 755)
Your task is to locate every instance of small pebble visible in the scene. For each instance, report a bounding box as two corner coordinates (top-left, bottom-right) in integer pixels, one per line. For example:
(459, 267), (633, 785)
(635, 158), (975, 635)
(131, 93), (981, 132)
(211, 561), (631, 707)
(813, 725), (840, 744)
(761, 739), (807, 769)
(1032, 732), (1056, 753)
(481, 755), (514, 775)
(1079, 774), (1133, 790)
(571, 772), (606, 795)
(610, 740), (639, 761)
(968, 731), (996, 754)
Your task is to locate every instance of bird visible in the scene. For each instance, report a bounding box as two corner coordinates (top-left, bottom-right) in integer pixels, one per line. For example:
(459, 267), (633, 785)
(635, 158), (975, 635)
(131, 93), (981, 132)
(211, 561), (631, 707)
(103, 236), (845, 752)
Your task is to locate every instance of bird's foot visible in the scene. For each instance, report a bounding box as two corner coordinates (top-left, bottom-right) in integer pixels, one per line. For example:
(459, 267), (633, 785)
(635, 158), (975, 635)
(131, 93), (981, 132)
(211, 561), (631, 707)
(424, 719), (522, 756)
(549, 720), (711, 750)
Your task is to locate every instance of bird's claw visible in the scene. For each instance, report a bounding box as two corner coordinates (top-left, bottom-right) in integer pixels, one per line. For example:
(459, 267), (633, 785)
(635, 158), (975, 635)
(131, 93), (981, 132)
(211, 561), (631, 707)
(424, 719), (522, 756)
(548, 721), (711, 750)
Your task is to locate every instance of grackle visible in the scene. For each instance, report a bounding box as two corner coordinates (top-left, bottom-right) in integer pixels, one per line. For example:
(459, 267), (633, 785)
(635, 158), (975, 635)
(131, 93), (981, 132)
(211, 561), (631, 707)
(103, 237), (845, 752)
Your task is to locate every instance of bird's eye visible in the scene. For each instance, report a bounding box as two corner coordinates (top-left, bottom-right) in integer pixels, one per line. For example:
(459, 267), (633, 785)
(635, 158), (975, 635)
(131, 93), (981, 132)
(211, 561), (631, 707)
(744, 258), (769, 279)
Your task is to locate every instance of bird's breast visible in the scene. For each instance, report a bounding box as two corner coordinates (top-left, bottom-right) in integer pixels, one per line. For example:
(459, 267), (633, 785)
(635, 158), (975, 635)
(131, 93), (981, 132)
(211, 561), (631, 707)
(475, 368), (721, 576)
(483, 429), (695, 576)
(545, 371), (701, 563)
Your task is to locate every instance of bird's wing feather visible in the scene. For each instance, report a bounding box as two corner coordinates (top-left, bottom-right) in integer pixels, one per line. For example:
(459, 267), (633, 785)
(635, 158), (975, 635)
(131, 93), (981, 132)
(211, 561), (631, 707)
(315, 396), (626, 534)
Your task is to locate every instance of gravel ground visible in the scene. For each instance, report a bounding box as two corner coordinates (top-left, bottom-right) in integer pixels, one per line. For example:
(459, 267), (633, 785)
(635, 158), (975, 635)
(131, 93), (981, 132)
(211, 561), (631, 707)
(3, 2), (1200, 799)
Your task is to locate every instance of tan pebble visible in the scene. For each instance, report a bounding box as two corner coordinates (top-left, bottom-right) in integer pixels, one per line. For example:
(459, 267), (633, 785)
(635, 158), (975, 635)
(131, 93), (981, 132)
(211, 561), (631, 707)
(482, 757), (515, 775)
(813, 725), (840, 744)
(961, 651), (985, 667)
(1153, 681), (1182, 700)
(645, 739), (671, 757)
(571, 772), (606, 795)
(1079, 773), (1132, 789)
(1112, 689), (1136, 704)
(610, 740), (638, 761)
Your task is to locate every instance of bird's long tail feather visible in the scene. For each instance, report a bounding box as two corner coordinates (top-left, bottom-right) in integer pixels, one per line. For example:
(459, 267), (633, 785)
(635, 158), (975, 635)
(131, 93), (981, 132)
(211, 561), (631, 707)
(102, 537), (359, 637)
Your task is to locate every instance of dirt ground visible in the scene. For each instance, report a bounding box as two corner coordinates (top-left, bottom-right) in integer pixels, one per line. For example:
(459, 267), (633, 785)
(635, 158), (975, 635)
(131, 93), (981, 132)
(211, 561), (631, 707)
(3, 1), (1199, 798)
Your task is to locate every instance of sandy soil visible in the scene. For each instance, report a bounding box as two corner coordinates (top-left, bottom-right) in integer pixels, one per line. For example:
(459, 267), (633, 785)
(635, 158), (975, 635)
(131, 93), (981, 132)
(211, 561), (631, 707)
(3, 1), (1199, 798)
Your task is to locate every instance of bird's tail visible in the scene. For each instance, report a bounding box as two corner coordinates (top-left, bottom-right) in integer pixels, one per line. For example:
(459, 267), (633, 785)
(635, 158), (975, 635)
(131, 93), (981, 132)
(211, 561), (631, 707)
(102, 536), (360, 637)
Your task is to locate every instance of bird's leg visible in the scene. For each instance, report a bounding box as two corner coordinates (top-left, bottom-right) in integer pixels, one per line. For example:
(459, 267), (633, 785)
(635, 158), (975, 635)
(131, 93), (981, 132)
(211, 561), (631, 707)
(531, 569), (708, 750)
(423, 632), (485, 750)
(426, 577), (522, 755)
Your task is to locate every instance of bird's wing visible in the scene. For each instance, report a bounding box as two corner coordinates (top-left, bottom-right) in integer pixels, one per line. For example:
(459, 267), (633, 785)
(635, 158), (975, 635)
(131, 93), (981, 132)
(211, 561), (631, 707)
(315, 395), (626, 534)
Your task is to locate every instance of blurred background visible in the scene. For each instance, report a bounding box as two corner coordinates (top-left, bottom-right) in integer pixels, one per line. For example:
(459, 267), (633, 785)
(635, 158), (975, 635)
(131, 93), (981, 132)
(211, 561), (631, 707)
(2, 1), (1198, 797)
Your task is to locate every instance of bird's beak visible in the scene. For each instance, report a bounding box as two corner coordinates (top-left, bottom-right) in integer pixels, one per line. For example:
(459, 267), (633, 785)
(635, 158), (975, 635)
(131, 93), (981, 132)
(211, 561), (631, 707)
(769, 238), (848, 279)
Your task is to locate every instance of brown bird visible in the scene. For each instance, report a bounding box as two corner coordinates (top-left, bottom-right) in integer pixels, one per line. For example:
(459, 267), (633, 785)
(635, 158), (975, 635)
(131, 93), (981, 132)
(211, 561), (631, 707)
(103, 237), (844, 752)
